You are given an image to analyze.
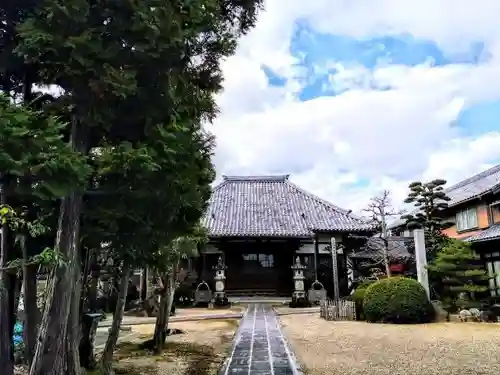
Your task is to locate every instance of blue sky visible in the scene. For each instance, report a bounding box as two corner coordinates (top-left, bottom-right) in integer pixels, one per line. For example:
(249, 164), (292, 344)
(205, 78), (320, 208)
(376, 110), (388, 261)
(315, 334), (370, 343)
(213, 0), (500, 212)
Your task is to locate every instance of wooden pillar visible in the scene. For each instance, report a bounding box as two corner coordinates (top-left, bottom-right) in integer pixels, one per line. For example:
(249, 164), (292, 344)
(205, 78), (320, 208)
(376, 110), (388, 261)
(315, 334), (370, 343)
(201, 253), (207, 281)
(313, 234), (319, 281)
(330, 236), (340, 302)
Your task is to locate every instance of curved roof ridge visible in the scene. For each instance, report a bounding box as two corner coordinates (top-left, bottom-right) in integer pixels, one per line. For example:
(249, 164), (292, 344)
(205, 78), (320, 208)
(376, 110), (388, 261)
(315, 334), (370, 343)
(222, 175), (290, 182)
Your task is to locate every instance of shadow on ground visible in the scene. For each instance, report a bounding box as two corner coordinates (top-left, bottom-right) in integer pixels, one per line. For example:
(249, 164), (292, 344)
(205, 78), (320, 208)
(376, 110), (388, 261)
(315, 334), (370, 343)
(105, 328), (236, 375)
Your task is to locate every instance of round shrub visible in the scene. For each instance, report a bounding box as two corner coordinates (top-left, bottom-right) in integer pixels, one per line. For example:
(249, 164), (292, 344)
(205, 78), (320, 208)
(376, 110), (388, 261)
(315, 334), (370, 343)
(363, 277), (434, 324)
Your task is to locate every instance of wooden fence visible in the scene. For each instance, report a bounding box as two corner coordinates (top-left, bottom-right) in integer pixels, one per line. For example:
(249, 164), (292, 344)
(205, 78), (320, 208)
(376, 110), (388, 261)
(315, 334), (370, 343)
(319, 299), (356, 321)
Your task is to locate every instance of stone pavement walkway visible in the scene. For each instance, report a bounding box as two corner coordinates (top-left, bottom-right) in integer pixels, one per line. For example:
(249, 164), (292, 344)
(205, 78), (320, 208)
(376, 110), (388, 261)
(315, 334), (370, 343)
(221, 304), (300, 375)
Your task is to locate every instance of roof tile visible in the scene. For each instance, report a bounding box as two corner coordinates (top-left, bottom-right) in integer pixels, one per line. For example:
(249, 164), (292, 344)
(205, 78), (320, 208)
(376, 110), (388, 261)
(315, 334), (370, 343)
(446, 164), (500, 206)
(202, 175), (374, 237)
(464, 224), (500, 243)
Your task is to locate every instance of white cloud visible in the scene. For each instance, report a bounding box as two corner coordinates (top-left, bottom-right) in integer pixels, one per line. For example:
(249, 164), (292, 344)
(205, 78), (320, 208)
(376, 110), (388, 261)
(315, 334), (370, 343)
(210, 0), (500, 214)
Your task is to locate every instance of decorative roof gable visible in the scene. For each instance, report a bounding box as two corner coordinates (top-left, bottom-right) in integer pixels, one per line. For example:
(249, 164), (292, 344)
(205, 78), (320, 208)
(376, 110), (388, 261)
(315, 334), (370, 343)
(202, 175), (373, 237)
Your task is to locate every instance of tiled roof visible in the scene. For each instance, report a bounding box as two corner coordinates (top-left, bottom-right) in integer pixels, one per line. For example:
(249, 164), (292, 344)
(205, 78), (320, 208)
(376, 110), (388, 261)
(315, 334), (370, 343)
(446, 164), (500, 207)
(202, 175), (374, 237)
(350, 236), (413, 260)
(389, 164), (500, 229)
(464, 224), (500, 243)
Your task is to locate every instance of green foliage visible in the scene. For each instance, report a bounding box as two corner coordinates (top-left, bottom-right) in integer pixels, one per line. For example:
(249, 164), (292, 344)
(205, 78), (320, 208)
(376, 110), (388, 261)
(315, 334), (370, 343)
(0, 205), (13, 225)
(0, 93), (90, 198)
(350, 285), (371, 320)
(427, 239), (489, 311)
(401, 179), (451, 260)
(3, 247), (65, 271)
(363, 277), (434, 324)
(16, 0), (264, 134)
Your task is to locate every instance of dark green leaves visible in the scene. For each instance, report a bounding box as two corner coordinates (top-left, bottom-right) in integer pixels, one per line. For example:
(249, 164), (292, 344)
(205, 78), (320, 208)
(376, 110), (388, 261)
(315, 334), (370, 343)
(428, 239), (489, 310)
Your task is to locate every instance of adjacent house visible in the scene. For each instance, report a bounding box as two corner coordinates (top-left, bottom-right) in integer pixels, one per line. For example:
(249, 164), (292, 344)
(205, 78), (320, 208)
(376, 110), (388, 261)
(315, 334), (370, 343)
(198, 175), (374, 297)
(391, 164), (500, 297)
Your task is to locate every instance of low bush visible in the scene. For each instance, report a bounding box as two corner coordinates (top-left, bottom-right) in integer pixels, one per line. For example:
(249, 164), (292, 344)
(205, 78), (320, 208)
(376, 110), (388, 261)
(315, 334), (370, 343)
(347, 280), (375, 320)
(350, 287), (368, 320)
(363, 277), (434, 324)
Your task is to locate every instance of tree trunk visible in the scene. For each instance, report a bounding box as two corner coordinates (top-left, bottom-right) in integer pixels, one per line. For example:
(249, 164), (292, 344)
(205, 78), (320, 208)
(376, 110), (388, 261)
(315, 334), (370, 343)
(28, 192), (82, 375)
(67, 250), (84, 375)
(0, 279), (14, 375)
(152, 268), (176, 354)
(0, 177), (14, 375)
(23, 263), (39, 367)
(101, 261), (131, 375)
(19, 233), (39, 367)
(382, 243), (392, 278)
(29, 120), (87, 375)
(140, 268), (148, 301)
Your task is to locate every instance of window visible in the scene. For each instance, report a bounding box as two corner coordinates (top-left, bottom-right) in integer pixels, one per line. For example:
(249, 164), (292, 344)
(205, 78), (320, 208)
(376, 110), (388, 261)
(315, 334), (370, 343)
(243, 253), (274, 268)
(492, 204), (500, 224)
(258, 254), (274, 268)
(403, 229), (414, 237)
(456, 207), (478, 231)
(297, 255), (312, 268)
(485, 258), (500, 296)
(243, 253), (258, 261)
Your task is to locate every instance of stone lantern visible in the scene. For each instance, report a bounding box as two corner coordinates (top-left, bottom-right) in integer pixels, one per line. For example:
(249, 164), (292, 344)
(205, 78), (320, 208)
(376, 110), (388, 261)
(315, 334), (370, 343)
(213, 256), (230, 307)
(290, 257), (310, 308)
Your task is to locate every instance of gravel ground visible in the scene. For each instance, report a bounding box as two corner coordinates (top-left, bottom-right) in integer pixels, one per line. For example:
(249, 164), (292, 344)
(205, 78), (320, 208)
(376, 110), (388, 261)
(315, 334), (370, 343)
(280, 313), (500, 375)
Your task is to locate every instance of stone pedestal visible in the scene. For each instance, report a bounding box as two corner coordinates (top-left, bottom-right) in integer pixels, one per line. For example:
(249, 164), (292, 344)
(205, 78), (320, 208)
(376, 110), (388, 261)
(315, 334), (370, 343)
(213, 256), (230, 307)
(290, 257), (310, 308)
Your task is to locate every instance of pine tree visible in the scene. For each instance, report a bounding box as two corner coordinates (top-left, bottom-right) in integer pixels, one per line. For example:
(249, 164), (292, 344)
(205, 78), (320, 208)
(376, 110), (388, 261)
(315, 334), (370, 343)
(427, 239), (489, 312)
(401, 179), (452, 260)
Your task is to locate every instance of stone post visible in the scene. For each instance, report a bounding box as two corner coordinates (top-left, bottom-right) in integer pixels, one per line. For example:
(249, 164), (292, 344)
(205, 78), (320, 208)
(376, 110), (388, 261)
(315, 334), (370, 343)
(414, 229), (430, 299)
(330, 237), (340, 302)
(213, 256), (229, 307)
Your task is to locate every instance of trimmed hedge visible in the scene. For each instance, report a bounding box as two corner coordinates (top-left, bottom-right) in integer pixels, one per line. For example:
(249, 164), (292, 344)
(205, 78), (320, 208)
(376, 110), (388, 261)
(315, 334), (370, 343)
(348, 280), (375, 320)
(363, 277), (434, 324)
(351, 287), (368, 320)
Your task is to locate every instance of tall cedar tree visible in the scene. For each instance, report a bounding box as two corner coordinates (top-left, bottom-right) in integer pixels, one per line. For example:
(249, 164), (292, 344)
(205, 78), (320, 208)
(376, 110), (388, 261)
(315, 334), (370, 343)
(16, 1), (262, 374)
(401, 179), (452, 260)
(87, 125), (214, 373)
(0, 95), (89, 374)
(0, 1), (46, 371)
(427, 239), (489, 312)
